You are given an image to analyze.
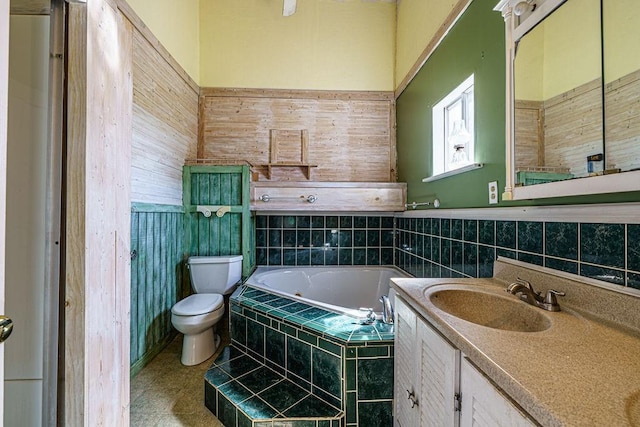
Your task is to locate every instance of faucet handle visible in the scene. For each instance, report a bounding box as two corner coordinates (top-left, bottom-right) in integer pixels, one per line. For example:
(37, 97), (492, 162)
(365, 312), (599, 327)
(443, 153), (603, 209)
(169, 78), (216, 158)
(544, 289), (565, 305)
(516, 277), (534, 291)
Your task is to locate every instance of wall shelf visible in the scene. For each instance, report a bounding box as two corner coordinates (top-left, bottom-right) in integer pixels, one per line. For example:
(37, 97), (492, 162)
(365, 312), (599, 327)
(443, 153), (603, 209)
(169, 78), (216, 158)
(259, 163), (318, 180)
(251, 181), (407, 211)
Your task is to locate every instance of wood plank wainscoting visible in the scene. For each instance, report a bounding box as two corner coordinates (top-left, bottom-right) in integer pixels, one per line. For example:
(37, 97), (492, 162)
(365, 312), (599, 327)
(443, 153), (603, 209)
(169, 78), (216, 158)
(514, 78), (603, 178)
(130, 204), (185, 377)
(513, 68), (640, 186)
(605, 68), (640, 172)
(198, 88), (397, 183)
(119, 0), (199, 378)
(129, 8), (199, 207)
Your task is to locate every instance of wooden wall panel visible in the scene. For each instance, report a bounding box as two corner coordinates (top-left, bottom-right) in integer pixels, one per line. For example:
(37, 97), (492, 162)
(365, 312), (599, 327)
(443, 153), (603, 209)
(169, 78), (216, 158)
(516, 71), (640, 177)
(514, 100), (543, 170)
(130, 208), (184, 374)
(543, 79), (603, 177)
(65, 2), (132, 424)
(605, 68), (640, 172)
(199, 89), (396, 182)
(131, 29), (198, 205)
(251, 181), (407, 211)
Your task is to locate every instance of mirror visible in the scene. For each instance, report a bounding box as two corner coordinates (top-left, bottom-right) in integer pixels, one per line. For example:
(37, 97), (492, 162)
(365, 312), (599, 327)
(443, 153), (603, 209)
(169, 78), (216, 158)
(495, 0), (640, 200)
(603, 0), (640, 174)
(514, 0), (602, 186)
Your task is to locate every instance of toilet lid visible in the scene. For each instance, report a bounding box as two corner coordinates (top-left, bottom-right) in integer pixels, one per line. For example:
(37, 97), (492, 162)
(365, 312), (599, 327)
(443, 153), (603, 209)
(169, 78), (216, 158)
(172, 294), (223, 316)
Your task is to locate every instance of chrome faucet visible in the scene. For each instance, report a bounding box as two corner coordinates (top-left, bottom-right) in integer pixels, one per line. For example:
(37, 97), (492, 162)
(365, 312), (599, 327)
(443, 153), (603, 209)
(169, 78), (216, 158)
(359, 307), (376, 324)
(379, 295), (394, 324)
(506, 278), (565, 312)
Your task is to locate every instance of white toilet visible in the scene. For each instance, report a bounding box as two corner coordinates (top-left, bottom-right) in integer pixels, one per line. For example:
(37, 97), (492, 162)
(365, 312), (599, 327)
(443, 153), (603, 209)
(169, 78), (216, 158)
(171, 255), (243, 366)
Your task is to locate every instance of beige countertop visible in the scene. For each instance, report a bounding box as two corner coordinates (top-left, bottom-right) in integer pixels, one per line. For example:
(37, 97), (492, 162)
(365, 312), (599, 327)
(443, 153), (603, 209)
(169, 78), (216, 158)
(390, 269), (640, 427)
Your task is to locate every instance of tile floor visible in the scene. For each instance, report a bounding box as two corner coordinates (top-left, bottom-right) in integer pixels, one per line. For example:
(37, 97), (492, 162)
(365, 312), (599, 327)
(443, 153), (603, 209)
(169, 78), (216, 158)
(130, 334), (224, 427)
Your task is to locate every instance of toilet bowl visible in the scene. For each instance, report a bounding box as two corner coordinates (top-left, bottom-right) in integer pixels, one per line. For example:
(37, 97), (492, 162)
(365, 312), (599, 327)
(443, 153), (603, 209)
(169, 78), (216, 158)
(171, 293), (224, 365)
(171, 255), (243, 365)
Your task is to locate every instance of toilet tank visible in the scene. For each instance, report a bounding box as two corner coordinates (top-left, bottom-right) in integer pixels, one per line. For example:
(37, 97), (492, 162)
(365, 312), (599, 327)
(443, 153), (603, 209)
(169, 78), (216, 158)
(188, 255), (243, 295)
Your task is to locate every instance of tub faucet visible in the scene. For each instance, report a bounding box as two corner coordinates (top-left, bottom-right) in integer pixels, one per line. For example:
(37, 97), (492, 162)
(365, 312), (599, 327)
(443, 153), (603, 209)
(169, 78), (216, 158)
(359, 307), (376, 324)
(506, 278), (565, 312)
(380, 295), (394, 324)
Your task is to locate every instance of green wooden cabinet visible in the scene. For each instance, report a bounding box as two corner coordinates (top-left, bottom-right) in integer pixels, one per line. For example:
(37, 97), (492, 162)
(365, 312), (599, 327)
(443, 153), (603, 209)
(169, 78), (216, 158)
(183, 165), (253, 278)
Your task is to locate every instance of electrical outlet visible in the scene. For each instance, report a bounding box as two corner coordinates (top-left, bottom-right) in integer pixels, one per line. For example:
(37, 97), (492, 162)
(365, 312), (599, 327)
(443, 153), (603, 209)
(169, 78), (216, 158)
(488, 181), (498, 204)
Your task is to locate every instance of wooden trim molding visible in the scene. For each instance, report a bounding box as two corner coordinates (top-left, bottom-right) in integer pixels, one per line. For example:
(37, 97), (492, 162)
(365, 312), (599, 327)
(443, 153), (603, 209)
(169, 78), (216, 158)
(130, 202), (184, 213)
(394, 0), (473, 99)
(200, 87), (395, 102)
(10, 0), (49, 15)
(116, 0), (199, 95)
(399, 201), (640, 225)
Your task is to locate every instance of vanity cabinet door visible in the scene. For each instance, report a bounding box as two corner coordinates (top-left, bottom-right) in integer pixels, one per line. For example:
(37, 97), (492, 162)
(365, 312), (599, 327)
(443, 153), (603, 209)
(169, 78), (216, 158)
(416, 317), (460, 426)
(459, 358), (534, 427)
(394, 297), (419, 427)
(394, 297), (460, 427)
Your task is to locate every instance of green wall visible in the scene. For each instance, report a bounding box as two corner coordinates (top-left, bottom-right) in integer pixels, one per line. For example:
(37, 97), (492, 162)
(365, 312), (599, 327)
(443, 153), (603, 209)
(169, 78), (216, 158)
(397, 0), (505, 209)
(396, 0), (640, 208)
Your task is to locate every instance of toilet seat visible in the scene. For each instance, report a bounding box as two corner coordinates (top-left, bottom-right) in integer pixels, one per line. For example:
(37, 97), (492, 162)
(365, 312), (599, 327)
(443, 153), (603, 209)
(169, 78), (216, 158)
(172, 294), (223, 316)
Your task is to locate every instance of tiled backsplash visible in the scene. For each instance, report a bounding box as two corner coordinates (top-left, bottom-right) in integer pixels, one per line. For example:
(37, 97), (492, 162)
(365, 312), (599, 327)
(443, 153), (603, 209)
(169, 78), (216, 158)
(254, 212), (640, 289)
(255, 215), (395, 266)
(396, 217), (640, 290)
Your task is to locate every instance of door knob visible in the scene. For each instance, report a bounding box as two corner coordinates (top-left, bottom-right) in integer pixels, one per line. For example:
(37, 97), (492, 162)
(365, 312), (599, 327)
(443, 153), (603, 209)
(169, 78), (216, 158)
(0, 316), (13, 343)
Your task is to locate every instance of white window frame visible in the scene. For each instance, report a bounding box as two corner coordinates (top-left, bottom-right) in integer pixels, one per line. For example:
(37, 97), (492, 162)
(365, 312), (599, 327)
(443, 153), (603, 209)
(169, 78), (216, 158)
(431, 74), (475, 178)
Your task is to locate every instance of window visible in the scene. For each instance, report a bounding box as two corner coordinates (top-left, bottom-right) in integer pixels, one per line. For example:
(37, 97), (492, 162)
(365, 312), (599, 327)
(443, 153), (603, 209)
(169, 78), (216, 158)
(432, 75), (475, 177)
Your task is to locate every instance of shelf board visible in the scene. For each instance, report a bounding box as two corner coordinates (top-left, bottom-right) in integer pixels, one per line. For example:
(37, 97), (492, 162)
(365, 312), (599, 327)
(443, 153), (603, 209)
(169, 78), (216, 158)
(260, 163), (318, 179)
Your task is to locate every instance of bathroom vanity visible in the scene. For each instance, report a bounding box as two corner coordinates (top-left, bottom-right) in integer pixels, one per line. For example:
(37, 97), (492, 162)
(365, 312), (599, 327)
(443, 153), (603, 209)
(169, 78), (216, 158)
(391, 258), (640, 426)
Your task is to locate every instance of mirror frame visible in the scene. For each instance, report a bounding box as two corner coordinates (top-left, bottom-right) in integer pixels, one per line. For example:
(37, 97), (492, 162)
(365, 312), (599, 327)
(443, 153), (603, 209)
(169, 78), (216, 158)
(495, 0), (640, 200)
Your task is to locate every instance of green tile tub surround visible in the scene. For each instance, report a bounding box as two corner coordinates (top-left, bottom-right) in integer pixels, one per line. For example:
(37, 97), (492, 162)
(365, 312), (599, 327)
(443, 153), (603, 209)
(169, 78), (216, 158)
(629, 225), (640, 276)
(395, 216), (639, 289)
(256, 214), (395, 267)
(232, 286), (396, 343)
(204, 346), (343, 425)
(358, 401), (393, 427)
(227, 285), (395, 426)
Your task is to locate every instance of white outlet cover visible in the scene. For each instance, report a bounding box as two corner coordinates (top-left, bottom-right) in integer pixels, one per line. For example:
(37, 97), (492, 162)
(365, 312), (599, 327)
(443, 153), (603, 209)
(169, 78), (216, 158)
(488, 181), (498, 204)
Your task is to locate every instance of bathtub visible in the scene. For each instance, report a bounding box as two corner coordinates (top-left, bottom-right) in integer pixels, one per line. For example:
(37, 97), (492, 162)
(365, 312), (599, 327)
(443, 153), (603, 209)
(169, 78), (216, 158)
(244, 265), (411, 319)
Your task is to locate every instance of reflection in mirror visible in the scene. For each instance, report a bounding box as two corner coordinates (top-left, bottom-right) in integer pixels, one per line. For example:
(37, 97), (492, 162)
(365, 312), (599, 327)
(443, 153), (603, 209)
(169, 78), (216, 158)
(603, 0), (640, 173)
(513, 0), (602, 187)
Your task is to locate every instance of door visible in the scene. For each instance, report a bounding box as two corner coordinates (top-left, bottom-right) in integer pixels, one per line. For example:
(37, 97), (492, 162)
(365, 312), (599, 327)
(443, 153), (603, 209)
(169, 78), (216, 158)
(4, 11), (50, 427)
(0, 0), (10, 420)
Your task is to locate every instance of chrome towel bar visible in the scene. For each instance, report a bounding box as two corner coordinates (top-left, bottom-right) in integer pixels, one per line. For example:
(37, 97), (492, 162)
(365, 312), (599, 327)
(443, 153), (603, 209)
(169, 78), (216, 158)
(405, 199), (440, 210)
(258, 194), (317, 203)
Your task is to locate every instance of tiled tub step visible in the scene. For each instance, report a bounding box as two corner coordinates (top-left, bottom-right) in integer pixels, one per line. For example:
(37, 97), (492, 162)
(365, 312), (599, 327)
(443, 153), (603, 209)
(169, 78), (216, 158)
(205, 346), (343, 427)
